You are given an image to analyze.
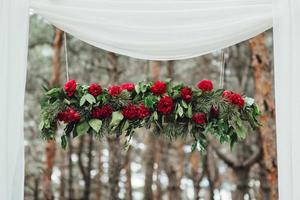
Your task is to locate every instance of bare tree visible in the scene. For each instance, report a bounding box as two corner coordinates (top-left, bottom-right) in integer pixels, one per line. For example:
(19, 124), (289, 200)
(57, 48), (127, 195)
(249, 33), (278, 200)
(43, 28), (63, 200)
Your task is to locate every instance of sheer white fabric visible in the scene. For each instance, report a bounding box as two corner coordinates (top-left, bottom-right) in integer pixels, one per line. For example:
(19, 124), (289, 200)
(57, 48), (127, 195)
(273, 0), (300, 199)
(0, 0), (29, 199)
(30, 0), (272, 60)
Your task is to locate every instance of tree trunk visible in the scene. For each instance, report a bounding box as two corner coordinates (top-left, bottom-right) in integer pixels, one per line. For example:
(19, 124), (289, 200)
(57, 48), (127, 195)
(106, 52), (122, 200)
(125, 147), (133, 200)
(249, 33), (278, 200)
(95, 145), (103, 200)
(68, 138), (74, 200)
(144, 61), (161, 200)
(43, 28), (63, 200)
(107, 137), (121, 200)
(59, 150), (66, 200)
(190, 151), (203, 200)
(84, 134), (94, 199)
(34, 177), (40, 200)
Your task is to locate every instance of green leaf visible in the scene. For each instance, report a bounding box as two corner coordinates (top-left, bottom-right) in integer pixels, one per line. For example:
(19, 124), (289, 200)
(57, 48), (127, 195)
(80, 96), (86, 106)
(45, 88), (62, 97)
(76, 121), (90, 136)
(135, 84), (140, 94)
(181, 100), (188, 109)
(151, 111), (159, 121)
(39, 121), (44, 131)
(187, 105), (193, 118)
(177, 104), (184, 117)
(122, 120), (130, 133)
(61, 135), (68, 149)
(88, 119), (102, 133)
(110, 111), (124, 128)
(85, 94), (96, 104)
(144, 95), (157, 108)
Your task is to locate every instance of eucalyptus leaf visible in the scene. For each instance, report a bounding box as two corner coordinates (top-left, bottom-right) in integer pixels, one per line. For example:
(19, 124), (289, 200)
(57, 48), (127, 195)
(76, 121), (90, 136)
(89, 119), (102, 133)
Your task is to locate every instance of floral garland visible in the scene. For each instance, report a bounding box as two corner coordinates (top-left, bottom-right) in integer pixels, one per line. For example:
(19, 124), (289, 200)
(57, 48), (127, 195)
(39, 79), (261, 150)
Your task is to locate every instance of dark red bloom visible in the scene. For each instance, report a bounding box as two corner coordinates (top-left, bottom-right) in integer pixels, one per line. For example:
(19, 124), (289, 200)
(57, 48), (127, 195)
(122, 104), (140, 120)
(229, 93), (245, 107)
(192, 113), (206, 125)
(58, 108), (80, 123)
(222, 90), (233, 99)
(151, 81), (167, 96)
(180, 87), (193, 102)
(121, 82), (135, 92)
(138, 104), (151, 119)
(91, 105), (113, 119)
(64, 80), (77, 97)
(157, 96), (174, 115)
(210, 105), (219, 118)
(197, 80), (213, 92)
(222, 91), (245, 107)
(88, 83), (102, 97)
(108, 85), (122, 97)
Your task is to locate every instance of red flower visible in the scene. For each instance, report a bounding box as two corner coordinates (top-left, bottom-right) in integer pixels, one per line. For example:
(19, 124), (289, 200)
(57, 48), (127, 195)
(222, 91), (245, 107)
(192, 113), (206, 125)
(229, 93), (245, 107)
(121, 82), (135, 92)
(88, 83), (102, 97)
(108, 85), (122, 97)
(91, 105), (113, 119)
(180, 87), (193, 102)
(151, 81), (167, 96)
(122, 104), (140, 120)
(64, 80), (77, 97)
(197, 80), (213, 92)
(210, 105), (219, 118)
(222, 90), (233, 99)
(138, 104), (151, 119)
(58, 108), (80, 123)
(157, 96), (174, 115)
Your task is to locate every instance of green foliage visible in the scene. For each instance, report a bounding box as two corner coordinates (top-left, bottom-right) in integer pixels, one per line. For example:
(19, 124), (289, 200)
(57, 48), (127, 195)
(40, 81), (261, 151)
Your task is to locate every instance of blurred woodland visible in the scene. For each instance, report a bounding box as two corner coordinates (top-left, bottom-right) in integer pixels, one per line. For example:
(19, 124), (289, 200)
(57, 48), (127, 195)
(24, 15), (277, 200)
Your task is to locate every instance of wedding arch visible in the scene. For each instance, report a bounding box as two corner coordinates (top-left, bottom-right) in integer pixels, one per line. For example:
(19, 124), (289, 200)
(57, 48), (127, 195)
(0, 0), (299, 199)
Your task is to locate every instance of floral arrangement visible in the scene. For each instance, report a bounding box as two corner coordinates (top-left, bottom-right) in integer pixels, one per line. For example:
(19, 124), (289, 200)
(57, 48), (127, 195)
(39, 79), (261, 150)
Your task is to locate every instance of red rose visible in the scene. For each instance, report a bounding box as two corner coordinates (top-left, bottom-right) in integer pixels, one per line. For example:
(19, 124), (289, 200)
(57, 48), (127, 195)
(58, 108), (80, 123)
(108, 85), (122, 97)
(122, 104), (140, 120)
(157, 96), (174, 115)
(91, 105), (113, 119)
(138, 104), (151, 119)
(88, 83), (102, 97)
(222, 91), (244, 107)
(229, 93), (245, 107)
(180, 87), (193, 102)
(197, 80), (213, 92)
(222, 90), (233, 99)
(210, 105), (219, 118)
(121, 82), (135, 92)
(64, 80), (77, 97)
(192, 113), (206, 125)
(151, 81), (167, 96)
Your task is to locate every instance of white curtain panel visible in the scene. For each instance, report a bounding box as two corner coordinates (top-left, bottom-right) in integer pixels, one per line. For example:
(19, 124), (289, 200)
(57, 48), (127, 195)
(30, 0), (272, 60)
(0, 0), (29, 199)
(273, 0), (300, 199)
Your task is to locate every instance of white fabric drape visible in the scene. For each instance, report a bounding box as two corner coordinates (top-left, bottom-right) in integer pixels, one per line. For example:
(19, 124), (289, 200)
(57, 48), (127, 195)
(0, 0), (29, 199)
(30, 0), (272, 60)
(273, 0), (300, 199)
